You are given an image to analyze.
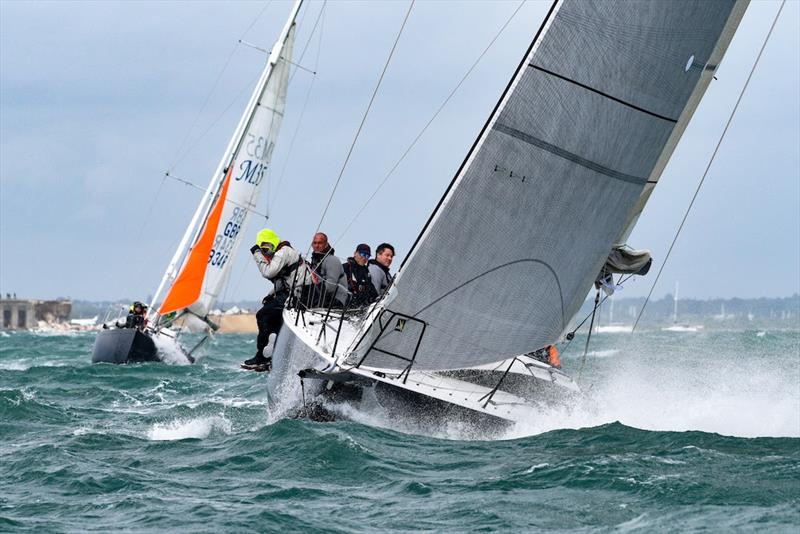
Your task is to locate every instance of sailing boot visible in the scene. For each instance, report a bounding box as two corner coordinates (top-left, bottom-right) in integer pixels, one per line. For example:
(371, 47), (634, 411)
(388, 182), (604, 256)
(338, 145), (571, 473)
(241, 351), (272, 372)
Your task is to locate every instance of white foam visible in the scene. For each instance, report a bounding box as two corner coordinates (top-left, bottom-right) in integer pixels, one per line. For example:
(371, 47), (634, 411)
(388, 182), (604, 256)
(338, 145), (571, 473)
(265, 333), (325, 423)
(0, 360), (31, 371)
(151, 334), (193, 365)
(524, 463), (549, 473)
(587, 349), (619, 358)
(508, 351), (800, 440)
(147, 415), (232, 441)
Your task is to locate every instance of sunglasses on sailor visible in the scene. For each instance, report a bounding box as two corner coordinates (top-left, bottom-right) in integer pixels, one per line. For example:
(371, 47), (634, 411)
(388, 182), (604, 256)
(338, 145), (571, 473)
(260, 243), (275, 255)
(358, 251), (371, 259)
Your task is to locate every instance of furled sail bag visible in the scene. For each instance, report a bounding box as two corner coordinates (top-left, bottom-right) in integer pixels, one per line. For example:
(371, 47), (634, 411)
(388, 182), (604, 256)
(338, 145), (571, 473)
(595, 245), (652, 295)
(603, 246), (652, 276)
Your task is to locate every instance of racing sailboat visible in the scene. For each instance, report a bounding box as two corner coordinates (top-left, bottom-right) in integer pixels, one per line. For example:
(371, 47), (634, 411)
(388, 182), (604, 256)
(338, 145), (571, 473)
(267, 0), (749, 424)
(92, 0), (303, 364)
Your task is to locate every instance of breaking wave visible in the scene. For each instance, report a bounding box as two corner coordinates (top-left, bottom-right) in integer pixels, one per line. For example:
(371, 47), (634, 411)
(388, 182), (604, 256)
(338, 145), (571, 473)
(147, 415), (233, 441)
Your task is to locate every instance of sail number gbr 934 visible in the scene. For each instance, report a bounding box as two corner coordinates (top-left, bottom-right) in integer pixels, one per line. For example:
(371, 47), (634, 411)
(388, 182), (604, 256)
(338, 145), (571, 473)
(208, 206), (246, 269)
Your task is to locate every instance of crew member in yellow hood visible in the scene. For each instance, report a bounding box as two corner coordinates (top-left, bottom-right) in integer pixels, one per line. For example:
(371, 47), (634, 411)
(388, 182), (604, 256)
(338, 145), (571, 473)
(241, 228), (312, 371)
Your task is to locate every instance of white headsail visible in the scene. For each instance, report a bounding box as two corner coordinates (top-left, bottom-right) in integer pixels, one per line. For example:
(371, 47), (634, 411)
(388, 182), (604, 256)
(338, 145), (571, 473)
(153, 2), (301, 322)
(355, 0), (748, 370)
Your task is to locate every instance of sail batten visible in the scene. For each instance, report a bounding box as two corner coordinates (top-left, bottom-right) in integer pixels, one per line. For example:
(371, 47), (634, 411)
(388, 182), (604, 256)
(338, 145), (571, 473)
(357, 0), (748, 371)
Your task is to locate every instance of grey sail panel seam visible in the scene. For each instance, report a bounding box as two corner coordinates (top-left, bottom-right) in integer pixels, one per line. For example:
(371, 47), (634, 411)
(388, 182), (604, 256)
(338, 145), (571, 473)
(397, 0), (562, 272)
(493, 123), (648, 186)
(528, 65), (678, 124)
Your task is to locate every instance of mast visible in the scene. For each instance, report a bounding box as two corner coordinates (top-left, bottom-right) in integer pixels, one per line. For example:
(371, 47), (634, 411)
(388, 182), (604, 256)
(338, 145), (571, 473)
(148, 0), (304, 318)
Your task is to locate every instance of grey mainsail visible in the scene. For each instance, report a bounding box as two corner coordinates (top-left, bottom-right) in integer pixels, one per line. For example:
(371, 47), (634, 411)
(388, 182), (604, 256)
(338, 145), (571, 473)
(355, 0), (748, 371)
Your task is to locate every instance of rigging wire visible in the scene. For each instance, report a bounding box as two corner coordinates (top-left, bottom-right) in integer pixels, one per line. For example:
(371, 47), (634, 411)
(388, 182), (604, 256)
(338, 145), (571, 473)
(162, 171), (269, 219)
(333, 0), (527, 246)
(221, 2), (328, 308)
(168, 0), (274, 173)
(129, 174), (170, 293)
(559, 273), (635, 356)
(168, 71), (263, 172)
(578, 290), (600, 381)
(311, 0), (416, 244)
(289, 0), (325, 85)
(167, 0), (314, 174)
(631, 0), (786, 333)
(127, 2), (276, 298)
(269, 1), (327, 214)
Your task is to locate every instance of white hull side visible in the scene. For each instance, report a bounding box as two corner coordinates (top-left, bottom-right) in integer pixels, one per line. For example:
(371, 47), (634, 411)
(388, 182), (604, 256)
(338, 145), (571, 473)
(266, 320), (329, 420)
(277, 308), (579, 425)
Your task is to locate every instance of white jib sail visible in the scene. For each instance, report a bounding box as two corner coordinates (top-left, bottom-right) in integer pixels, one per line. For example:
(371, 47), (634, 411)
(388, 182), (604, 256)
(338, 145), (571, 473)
(154, 3), (300, 320)
(196, 26), (297, 315)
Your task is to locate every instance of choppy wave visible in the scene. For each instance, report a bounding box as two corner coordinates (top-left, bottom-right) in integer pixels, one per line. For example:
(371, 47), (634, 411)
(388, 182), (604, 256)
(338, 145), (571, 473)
(0, 330), (797, 532)
(147, 415), (233, 441)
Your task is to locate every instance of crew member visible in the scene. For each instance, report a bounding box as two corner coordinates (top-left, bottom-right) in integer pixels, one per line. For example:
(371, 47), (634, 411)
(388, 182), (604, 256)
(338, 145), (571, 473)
(308, 232), (349, 308)
(342, 244), (378, 307)
(120, 301), (147, 330)
(368, 243), (395, 296)
(242, 228), (309, 371)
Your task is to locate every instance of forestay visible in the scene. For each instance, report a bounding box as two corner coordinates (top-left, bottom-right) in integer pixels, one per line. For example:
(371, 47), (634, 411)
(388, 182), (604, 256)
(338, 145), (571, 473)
(157, 19), (298, 319)
(357, 0), (748, 370)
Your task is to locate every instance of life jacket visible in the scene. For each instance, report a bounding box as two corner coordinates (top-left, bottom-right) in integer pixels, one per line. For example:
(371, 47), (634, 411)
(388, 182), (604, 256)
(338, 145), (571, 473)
(271, 243), (320, 294)
(343, 258), (377, 305)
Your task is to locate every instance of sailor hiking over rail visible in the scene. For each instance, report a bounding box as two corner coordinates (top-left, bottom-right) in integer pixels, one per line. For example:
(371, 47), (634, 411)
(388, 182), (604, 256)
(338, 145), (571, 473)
(242, 228), (314, 371)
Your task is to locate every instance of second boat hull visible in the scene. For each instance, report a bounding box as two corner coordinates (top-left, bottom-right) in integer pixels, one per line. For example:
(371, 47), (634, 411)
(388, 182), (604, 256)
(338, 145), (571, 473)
(91, 328), (160, 364)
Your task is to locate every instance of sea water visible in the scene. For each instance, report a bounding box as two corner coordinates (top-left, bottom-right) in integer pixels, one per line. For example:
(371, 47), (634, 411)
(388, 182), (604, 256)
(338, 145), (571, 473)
(1, 329), (798, 532)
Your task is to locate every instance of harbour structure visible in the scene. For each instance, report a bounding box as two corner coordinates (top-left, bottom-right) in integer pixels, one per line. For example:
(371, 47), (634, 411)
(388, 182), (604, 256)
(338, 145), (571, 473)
(0, 297), (71, 330)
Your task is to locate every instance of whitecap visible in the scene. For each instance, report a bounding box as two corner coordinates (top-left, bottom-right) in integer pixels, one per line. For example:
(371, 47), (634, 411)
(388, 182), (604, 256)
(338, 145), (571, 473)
(147, 415), (232, 441)
(523, 463), (549, 474)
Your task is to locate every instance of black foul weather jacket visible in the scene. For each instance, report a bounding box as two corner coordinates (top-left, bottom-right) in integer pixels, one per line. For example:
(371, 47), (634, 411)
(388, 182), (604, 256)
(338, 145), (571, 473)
(342, 258), (378, 307)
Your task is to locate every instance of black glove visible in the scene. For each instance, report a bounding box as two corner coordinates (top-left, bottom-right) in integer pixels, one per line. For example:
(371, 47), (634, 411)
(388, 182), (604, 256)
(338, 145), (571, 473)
(262, 294), (275, 306)
(250, 244), (260, 254)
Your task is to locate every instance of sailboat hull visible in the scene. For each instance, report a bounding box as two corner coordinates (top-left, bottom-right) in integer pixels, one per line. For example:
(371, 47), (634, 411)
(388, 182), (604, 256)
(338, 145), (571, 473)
(91, 328), (159, 364)
(274, 309), (579, 426)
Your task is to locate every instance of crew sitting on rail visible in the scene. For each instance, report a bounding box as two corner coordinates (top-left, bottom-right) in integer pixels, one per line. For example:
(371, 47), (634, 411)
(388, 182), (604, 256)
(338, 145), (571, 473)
(242, 228), (313, 371)
(342, 244), (379, 307)
(307, 232), (349, 308)
(368, 243), (395, 297)
(118, 301), (147, 330)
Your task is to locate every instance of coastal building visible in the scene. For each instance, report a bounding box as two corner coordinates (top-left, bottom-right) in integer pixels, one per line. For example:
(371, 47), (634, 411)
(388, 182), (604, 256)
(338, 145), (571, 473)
(0, 297), (72, 330)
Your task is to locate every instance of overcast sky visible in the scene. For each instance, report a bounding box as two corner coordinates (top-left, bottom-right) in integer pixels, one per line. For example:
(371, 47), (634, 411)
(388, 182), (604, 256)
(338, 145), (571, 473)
(1, 0), (798, 304)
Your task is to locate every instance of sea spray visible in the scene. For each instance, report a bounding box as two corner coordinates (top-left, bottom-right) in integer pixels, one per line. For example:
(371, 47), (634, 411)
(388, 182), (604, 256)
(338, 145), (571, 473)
(509, 330), (800, 439)
(264, 329), (326, 422)
(151, 332), (194, 365)
(147, 414), (233, 441)
(1, 331), (797, 531)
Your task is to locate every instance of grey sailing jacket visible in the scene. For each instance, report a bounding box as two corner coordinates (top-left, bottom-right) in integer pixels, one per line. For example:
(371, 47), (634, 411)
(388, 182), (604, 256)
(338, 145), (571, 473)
(252, 246), (313, 296)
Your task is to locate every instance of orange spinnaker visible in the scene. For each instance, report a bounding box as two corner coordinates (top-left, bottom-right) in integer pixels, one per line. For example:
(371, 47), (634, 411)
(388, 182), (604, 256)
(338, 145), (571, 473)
(159, 168), (233, 315)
